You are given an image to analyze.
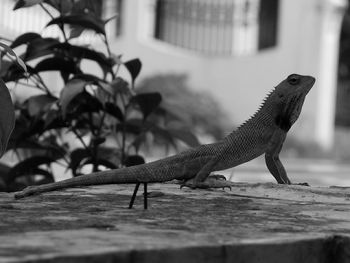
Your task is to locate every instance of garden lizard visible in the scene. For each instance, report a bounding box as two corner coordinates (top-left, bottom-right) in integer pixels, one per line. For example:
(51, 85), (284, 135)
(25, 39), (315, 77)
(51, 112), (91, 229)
(14, 74), (315, 199)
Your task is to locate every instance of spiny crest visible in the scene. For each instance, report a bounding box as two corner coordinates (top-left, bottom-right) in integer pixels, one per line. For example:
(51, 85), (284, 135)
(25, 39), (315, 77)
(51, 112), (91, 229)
(230, 88), (276, 133)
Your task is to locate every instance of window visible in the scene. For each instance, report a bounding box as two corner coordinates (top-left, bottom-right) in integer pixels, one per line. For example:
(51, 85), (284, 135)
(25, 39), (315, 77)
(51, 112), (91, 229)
(154, 0), (279, 56)
(102, 0), (123, 37)
(115, 0), (123, 36)
(0, 0), (123, 42)
(258, 0), (279, 49)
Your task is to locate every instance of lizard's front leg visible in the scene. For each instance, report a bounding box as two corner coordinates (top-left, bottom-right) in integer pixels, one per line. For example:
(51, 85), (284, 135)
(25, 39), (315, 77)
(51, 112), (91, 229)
(265, 129), (291, 184)
(181, 158), (233, 189)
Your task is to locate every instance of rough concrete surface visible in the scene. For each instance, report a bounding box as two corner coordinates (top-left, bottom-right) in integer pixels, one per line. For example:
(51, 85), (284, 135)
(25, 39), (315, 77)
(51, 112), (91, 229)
(2, 182), (350, 262)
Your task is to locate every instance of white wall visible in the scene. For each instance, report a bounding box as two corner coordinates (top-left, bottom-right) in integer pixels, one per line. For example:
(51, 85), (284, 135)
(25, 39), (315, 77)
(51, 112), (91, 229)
(106, 0), (344, 151)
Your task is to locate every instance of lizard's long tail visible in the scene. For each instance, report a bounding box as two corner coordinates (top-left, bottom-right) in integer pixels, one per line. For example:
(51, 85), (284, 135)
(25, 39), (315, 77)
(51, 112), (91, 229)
(14, 163), (165, 199)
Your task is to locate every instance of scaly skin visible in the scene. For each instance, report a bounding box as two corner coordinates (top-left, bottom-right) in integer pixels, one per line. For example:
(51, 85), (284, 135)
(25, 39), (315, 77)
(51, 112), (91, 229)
(14, 74), (315, 199)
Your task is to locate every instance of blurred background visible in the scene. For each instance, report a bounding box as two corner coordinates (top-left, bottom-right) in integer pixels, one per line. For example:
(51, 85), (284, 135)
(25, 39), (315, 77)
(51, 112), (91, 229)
(1, 0), (350, 187)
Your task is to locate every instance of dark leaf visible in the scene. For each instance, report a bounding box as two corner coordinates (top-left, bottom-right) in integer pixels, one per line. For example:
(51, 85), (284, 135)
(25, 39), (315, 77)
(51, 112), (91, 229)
(169, 129), (200, 147)
(0, 79), (15, 158)
(11, 168), (54, 186)
(43, 0), (72, 13)
(149, 124), (177, 149)
(35, 57), (81, 74)
(69, 148), (90, 176)
(65, 92), (103, 120)
(13, 0), (43, 10)
(0, 162), (11, 190)
(107, 77), (130, 96)
(7, 123), (65, 157)
(132, 92), (162, 119)
(124, 155), (145, 167)
(43, 109), (68, 130)
(7, 156), (54, 183)
(129, 133), (147, 152)
(68, 25), (85, 40)
(14, 113), (46, 138)
(25, 37), (59, 61)
(97, 147), (121, 166)
(25, 94), (57, 117)
(116, 118), (144, 135)
(82, 158), (117, 170)
(1, 63), (34, 82)
(118, 119), (177, 149)
(104, 102), (123, 121)
(51, 43), (112, 75)
(24, 139), (65, 160)
(124, 58), (142, 85)
(72, 73), (105, 83)
(59, 78), (87, 118)
(11, 32), (41, 49)
(0, 60), (12, 78)
(35, 175), (55, 185)
(60, 71), (70, 83)
(6, 137), (41, 151)
(92, 137), (106, 146)
(0, 42), (27, 73)
(26, 118), (46, 137)
(46, 15), (105, 35)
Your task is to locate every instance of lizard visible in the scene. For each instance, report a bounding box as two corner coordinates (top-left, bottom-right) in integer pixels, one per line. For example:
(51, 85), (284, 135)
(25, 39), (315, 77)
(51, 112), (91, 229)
(14, 73), (315, 200)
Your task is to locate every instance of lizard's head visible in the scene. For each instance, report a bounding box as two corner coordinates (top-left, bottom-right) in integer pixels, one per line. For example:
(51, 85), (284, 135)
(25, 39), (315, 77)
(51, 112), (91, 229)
(271, 74), (315, 131)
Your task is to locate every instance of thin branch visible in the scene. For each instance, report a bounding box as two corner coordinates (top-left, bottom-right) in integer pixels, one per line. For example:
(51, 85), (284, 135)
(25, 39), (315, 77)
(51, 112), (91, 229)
(40, 3), (68, 42)
(100, 34), (116, 80)
(71, 128), (89, 150)
(16, 81), (41, 89)
(32, 74), (53, 96)
(39, 3), (54, 20)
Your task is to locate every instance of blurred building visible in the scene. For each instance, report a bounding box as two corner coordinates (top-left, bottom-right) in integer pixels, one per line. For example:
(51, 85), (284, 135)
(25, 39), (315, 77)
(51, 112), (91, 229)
(0, 0), (348, 152)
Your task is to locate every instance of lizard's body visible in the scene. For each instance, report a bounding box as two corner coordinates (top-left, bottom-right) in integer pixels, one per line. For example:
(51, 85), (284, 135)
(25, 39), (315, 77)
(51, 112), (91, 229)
(15, 74), (315, 199)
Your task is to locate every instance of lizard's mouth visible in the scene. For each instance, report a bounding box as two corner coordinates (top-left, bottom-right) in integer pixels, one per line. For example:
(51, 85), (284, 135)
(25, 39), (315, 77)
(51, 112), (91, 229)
(285, 76), (315, 116)
(297, 76), (315, 94)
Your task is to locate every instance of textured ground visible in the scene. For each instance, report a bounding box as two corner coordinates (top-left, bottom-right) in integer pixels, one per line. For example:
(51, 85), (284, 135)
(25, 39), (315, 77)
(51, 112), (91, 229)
(2, 182), (350, 262)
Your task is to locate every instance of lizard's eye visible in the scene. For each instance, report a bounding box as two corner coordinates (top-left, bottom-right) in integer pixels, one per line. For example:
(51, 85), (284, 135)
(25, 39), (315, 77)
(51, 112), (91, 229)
(287, 74), (300, 85)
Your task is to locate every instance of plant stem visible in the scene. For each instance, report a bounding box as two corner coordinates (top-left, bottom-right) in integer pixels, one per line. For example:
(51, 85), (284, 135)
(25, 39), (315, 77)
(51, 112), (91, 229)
(39, 3), (54, 19)
(72, 128), (89, 150)
(16, 81), (40, 89)
(41, 2), (68, 42)
(88, 112), (99, 172)
(100, 34), (116, 79)
(119, 98), (130, 166)
(33, 74), (53, 95)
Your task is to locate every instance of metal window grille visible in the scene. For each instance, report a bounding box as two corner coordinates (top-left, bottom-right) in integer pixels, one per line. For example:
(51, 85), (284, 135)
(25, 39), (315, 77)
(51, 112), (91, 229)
(0, 0), (122, 43)
(115, 0), (123, 36)
(258, 0), (279, 50)
(154, 0), (279, 56)
(102, 0), (123, 37)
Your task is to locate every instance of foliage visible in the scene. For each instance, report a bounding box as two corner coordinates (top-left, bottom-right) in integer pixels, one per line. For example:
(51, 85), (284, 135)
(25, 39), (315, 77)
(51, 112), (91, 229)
(0, 42), (26, 159)
(0, 0), (199, 192)
(138, 74), (229, 140)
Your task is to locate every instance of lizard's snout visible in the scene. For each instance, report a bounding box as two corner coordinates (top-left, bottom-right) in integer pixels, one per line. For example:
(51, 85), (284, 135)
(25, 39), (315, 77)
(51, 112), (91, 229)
(299, 75), (315, 94)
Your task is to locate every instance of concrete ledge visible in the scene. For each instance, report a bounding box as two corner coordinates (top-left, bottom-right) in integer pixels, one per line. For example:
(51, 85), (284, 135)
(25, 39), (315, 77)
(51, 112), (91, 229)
(2, 183), (350, 262)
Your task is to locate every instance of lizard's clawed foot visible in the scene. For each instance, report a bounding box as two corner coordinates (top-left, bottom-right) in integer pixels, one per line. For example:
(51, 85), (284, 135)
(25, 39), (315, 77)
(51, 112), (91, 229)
(180, 176), (233, 190)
